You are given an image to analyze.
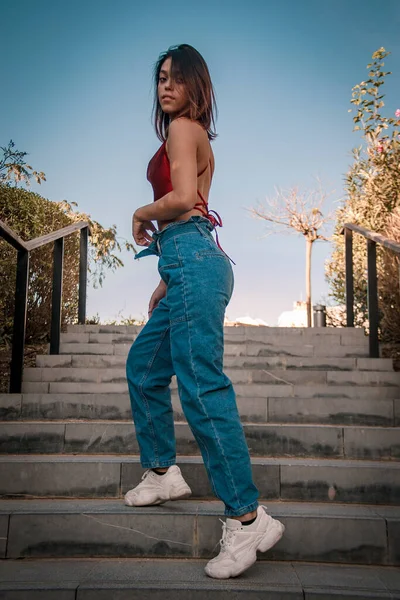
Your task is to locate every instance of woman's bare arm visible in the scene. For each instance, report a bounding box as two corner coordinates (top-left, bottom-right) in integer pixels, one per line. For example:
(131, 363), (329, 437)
(148, 278), (167, 318)
(134, 117), (200, 222)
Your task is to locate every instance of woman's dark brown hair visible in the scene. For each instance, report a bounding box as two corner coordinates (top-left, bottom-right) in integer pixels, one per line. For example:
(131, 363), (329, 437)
(151, 43), (218, 142)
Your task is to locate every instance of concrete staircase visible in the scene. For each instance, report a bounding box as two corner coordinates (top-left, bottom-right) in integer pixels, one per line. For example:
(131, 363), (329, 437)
(1, 324), (400, 598)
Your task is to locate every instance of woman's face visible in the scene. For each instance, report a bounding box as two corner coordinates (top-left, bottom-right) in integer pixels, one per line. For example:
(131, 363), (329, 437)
(158, 57), (189, 119)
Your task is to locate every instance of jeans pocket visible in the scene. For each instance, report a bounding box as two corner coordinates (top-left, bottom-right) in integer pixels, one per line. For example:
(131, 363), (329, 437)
(158, 252), (182, 284)
(158, 261), (181, 271)
(191, 231), (226, 259)
(195, 247), (228, 260)
(158, 238), (181, 269)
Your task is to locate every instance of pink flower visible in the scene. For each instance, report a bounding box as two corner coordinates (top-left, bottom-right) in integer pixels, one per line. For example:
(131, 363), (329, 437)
(395, 109), (400, 118)
(376, 145), (384, 153)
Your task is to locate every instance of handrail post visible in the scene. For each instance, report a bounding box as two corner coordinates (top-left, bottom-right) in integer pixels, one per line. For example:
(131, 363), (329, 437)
(10, 249), (29, 393)
(367, 239), (379, 358)
(78, 226), (88, 324)
(50, 238), (64, 354)
(1, 219), (90, 392)
(344, 227), (354, 327)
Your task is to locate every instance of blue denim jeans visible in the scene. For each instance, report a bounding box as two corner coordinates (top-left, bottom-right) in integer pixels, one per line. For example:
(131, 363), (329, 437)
(126, 215), (259, 517)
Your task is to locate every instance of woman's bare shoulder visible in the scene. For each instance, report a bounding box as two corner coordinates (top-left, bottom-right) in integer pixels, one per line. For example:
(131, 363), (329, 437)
(166, 118), (209, 161)
(168, 116), (205, 138)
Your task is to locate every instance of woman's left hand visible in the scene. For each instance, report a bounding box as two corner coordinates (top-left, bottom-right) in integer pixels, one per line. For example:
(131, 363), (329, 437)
(132, 210), (157, 246)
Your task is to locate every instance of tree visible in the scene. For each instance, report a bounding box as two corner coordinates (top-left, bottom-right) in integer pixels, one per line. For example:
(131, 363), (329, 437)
(247, 184), (333, 327)
(325, 48), (400, 340)
(0, 184), (136, 343)
(0, 140), (46, 186)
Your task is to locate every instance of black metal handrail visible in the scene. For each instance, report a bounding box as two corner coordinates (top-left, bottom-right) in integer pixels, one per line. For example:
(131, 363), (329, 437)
(341, 223), (400, 358)
(0, 219), (90, 393)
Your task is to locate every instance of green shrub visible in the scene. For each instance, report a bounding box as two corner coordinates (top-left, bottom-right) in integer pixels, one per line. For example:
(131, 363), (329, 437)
(326, 48), (400, 341)
(0, 183), (135, 343)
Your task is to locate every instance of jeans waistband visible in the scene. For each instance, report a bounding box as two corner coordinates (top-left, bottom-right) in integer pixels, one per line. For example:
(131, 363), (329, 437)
(134, 216), (215, 260)
(152, 216), (214, 247)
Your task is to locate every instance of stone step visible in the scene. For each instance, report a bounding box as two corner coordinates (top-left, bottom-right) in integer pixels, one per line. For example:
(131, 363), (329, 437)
(0, 499), (398, 565)
(36, 353), (395, 371)
(65, 324), (367, 339)
(59, 341), (370, 357)
(67, 324), (144, 333)
(61, 332), (369, 346)
(0, 421), (399, 460)
(2, 393), (398, 427)
(61, 333), (368, 348)
(0, 455), (399, 505)
(1, 558), (399, 599)
(60, 324), (367, 338)
(23, 366), (400, 387)
(20, 379), (400, 398)
(59, 330), (369, 348)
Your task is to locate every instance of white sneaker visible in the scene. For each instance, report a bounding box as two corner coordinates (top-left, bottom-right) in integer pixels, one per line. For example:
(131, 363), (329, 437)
(204, 505), (285, 579)
(124, 465), (192, 507)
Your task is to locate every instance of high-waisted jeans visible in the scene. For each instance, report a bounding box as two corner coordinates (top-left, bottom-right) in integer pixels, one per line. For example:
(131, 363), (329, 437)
(126, 215), (259, 517)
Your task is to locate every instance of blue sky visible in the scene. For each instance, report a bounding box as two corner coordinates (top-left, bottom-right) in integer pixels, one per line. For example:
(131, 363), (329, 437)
(2, 0), (400, 324)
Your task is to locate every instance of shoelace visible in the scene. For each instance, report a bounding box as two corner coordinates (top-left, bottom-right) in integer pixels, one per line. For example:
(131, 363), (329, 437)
(216, 519), (238, 562)
(214, 506), (268, 559)
(126, 469), (153, 495)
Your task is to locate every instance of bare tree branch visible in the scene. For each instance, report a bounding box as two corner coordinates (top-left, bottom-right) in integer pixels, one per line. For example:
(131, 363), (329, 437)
(245, 184), (335, 241)
(0, 140), (46, 186)
(244, 183), (335, 327)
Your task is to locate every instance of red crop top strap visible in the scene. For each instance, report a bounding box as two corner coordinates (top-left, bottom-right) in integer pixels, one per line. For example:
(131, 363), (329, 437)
(194, 191), (236, 265)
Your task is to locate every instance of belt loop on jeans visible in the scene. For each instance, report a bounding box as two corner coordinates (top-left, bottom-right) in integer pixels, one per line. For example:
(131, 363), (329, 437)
(193, 221), (209, 239)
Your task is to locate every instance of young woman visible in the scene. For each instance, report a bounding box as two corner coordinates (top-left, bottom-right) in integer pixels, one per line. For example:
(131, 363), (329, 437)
(125, 43), (285, 579)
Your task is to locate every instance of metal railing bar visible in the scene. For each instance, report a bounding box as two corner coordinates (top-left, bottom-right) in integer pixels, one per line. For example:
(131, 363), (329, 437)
(367, 239), (379, 358)
(78, 227), (89, 324)
(9, 250), (29, 393)
(0, 219), (90, 252)
(344, 228), (354, 328)
(341, 223), (400, 358)
(341, 223), (400, 255)
(50, 238), (64, 355)
(0, 220), (28, 252)
(0, 219), (91, 393)
(25, 221), (90, 251)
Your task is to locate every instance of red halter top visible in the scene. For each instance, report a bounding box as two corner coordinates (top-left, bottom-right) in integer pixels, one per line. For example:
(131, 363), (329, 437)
(147, 140), (235, 264)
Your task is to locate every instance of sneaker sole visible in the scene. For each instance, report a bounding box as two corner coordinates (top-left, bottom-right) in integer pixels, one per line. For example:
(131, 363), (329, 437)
(205, 518), (285, 579)
(257, 519), (285, 553)
(169, 487), (192, 501)
(124, 486), (192, 507)
(205, 553), (258, 580)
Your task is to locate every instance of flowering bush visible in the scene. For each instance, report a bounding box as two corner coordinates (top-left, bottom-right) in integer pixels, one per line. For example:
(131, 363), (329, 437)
(325, 48), (400, 342)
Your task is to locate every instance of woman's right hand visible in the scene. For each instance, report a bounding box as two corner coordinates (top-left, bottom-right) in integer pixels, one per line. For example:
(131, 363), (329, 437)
(148, 279), (167, 318)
